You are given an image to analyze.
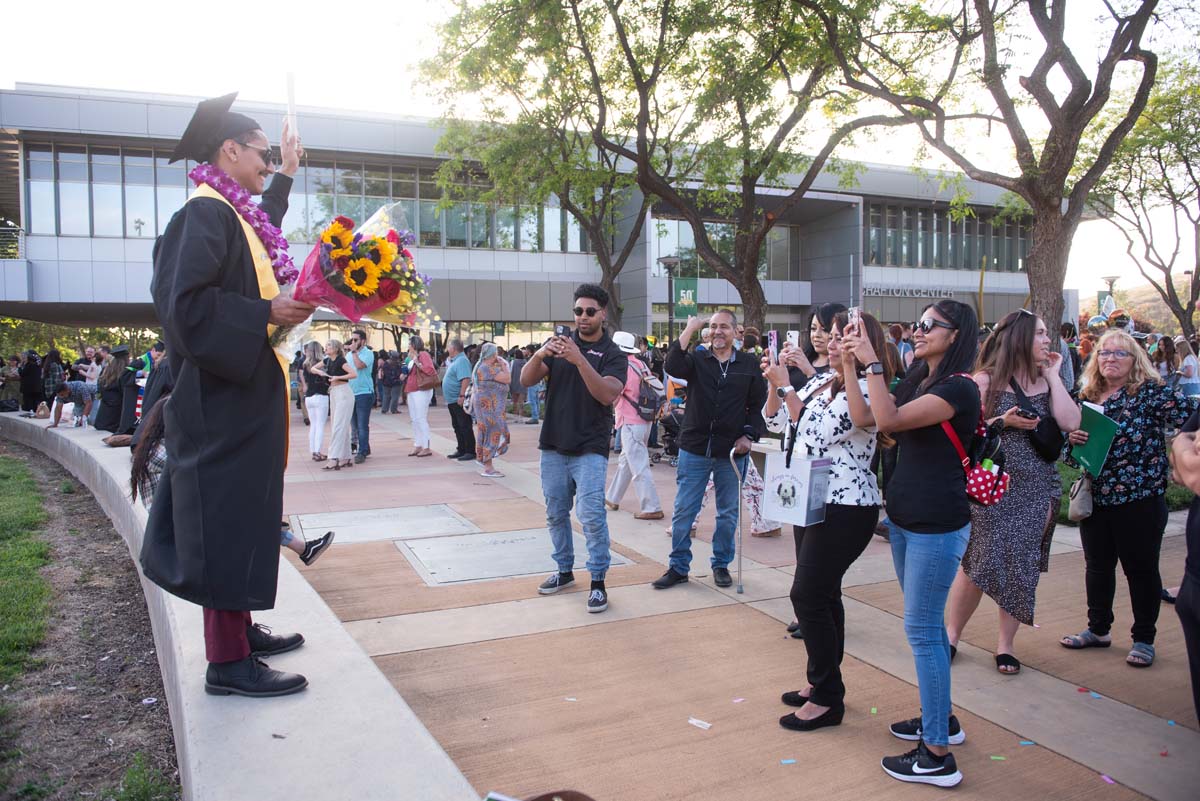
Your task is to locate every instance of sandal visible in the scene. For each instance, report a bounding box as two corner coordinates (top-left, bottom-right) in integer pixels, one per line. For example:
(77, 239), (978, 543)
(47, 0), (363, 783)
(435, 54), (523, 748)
(995, 653), (1021, 674)
(1126, 642), (1155, 668)
(323, 462), (341, 471)
(416, 449), (433, 457)
(479, 470), (504, 478)
(315, 453), (328, 462)
(1060, 629), (1112, 649)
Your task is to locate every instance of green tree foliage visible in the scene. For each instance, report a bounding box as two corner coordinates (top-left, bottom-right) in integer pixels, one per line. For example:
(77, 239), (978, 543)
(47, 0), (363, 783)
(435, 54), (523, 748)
(1088, 54), (1200, 338)
(799, 0), (1166, 333)
(427, 1), (653, 325)
(0, 319), (161, 362)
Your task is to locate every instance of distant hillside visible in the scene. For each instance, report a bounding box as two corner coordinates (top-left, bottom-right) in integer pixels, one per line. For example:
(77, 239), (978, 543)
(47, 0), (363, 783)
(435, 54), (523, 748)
(1080, 280), (1190, 335)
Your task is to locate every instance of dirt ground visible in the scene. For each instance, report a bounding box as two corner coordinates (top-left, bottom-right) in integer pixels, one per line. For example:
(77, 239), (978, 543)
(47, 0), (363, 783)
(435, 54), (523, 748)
(0, 441), (178, 800)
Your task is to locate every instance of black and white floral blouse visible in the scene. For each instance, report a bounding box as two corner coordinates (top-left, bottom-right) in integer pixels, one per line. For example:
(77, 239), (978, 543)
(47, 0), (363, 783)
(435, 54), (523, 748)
(764, 377), (882, 507)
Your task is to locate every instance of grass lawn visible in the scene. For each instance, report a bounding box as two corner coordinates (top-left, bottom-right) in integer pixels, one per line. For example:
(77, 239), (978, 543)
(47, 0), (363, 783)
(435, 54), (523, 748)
(1056, 461), (1194, 526)
(0, 455), (50, 683)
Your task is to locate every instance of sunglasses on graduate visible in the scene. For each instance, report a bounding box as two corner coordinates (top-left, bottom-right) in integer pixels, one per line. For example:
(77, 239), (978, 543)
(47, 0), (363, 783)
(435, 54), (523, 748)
(915, 319), (956, 335)
(238, 141), (274, 165)
(573, 306), (601, 317)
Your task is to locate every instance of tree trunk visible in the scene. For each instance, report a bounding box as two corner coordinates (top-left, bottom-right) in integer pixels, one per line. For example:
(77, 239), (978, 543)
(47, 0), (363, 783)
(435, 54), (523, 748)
(596, 250), (623, 330)
(738, 278), (768, 332)
(1024, 211), (1075, 336)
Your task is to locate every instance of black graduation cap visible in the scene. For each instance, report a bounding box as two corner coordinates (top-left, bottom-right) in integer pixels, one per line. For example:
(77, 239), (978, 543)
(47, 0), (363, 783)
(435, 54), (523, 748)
(110, 345), (130, 356)
(168, 92), (261, 164)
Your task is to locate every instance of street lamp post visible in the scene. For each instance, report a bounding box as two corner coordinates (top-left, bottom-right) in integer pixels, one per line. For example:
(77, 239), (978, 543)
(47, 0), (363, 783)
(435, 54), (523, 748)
(658, 255), (682, 342)
(1101, 274), (1120, 297)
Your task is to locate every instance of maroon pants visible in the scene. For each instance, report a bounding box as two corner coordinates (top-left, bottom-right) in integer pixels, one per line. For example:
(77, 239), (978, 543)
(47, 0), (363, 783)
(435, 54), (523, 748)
(204, 609), (252, 664)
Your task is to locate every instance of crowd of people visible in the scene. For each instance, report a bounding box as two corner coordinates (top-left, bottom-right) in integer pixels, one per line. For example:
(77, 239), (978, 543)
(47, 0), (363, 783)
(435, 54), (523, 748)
(15, 94), (1198, 792)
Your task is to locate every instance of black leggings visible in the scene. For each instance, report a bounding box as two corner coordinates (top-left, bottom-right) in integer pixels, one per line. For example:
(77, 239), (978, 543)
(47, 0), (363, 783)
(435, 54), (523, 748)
(789, 503), (879, 707)
(1177, 576), (1200, 724)
(1079, 494), (1166, 644)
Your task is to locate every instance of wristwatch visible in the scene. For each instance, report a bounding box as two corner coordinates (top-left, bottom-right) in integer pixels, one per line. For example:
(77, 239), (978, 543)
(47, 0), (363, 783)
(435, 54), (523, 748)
(866, 362), (884, 375)
(775, 385), (796, 400)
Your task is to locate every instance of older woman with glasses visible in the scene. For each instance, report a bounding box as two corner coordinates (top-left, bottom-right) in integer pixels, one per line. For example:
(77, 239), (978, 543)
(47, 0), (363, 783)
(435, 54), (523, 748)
(1061, 330), (1196, 668)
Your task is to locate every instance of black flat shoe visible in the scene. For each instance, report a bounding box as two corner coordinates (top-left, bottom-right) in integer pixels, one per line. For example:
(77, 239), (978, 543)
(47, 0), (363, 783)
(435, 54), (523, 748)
(652, 569), (689, 589)
(246, 623), (305, 657)
(779, 703), (844, 731)
(204, 656), (307, 697)
(713, 567), (732, 587)
(781, 690), (810, 708)
(786, 620), (801, 633)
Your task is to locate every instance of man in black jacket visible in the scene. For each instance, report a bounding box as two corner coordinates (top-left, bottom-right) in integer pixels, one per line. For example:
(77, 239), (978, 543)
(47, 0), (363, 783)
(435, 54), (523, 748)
(653, 310), (766, 589)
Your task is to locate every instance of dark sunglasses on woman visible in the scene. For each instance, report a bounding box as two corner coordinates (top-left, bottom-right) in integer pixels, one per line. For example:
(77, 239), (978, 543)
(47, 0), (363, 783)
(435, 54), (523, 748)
(916, 319), (956, 335)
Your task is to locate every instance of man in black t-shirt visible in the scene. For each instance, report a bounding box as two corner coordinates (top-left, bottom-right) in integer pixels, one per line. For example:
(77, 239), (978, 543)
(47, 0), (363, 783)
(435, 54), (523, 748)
(521, 284), (628, 614)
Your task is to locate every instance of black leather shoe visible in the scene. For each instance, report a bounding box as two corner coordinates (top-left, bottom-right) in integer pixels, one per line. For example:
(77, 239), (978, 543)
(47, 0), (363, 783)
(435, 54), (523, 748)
(456, 453), (475, 461)
(786, 620), (801, 633)
(652, 569), (689, 589)
(779, 703), (844, 731)
(447, 451), (464, 459)
(713, 567), (733, 587)
(246, 624), (305, 657)
(205, 656), (307, 697)
(781, 690), (811, 708)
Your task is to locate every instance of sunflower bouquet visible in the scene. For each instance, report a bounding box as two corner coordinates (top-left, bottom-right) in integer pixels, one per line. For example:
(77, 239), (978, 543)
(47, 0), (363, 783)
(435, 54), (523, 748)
(293, 202), (440, 328)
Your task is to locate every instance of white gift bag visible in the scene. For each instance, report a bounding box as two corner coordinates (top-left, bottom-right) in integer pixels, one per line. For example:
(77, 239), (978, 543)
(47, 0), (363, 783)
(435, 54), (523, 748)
(761, 427), (830, 527)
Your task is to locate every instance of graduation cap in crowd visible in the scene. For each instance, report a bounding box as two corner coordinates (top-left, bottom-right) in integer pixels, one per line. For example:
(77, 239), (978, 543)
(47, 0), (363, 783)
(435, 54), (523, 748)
(169, 92), (261, 164)
(110, 345), (130, 356)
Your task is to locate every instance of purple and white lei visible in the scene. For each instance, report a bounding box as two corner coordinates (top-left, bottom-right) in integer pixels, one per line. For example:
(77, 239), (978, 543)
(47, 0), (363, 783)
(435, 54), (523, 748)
(188, 163), (298, 285)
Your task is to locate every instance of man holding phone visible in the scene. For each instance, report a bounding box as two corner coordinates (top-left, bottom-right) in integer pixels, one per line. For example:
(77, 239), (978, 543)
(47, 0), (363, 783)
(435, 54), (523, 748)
(654, 310), (766, 589)
(522, 284), (628, 613)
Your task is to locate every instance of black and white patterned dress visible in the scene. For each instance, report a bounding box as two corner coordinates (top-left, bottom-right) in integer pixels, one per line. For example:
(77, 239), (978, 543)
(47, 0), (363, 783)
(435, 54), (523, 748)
(764, 377), (881, 507)
(962, 388), (1061, 625)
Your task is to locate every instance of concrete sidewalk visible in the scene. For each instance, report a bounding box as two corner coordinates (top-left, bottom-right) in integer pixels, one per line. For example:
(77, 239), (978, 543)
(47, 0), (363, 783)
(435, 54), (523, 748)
(284, 401), (1199, 801)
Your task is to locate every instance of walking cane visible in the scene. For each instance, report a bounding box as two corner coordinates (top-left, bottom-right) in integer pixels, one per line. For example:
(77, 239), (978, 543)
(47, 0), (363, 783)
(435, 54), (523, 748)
(729, 447), (745, 594)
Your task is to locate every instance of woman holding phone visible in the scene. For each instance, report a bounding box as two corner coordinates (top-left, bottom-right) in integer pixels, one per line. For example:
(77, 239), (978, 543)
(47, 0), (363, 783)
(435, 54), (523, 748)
(842, 300), (980, 788)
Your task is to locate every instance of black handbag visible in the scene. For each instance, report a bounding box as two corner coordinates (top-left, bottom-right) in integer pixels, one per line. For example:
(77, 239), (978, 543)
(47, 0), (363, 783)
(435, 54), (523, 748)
(1009, 379), (1065, 462)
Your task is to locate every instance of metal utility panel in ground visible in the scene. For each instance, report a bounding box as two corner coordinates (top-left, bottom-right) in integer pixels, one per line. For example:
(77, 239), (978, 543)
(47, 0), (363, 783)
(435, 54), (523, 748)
(398, 530), (631, 585)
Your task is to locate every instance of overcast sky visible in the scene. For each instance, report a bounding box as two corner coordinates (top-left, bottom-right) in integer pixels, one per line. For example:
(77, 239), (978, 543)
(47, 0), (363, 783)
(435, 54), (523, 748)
(0, 0), (1191, 298)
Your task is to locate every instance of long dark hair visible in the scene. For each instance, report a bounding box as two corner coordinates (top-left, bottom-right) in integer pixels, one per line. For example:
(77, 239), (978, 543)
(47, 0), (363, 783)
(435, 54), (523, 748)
(975, 309), (1042, 415)
(44, 349), (63, 369)
(894, 300), (979, 404)
(803, 302), (847, 362)
(130, 393), (170, 503)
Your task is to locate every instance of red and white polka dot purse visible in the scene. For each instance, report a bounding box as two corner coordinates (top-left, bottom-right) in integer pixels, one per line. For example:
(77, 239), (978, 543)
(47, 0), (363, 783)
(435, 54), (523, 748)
(941, 417), (1010, 506)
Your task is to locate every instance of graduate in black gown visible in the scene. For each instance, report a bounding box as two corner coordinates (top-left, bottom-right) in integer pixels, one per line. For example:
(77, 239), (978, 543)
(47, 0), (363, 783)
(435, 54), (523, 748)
(139, 93), (315, 697)
(93, 345), (131, 433)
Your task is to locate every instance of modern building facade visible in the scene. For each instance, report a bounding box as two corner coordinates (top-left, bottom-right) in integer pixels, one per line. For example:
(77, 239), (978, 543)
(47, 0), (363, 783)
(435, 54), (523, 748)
(0, 84), (1074, 349)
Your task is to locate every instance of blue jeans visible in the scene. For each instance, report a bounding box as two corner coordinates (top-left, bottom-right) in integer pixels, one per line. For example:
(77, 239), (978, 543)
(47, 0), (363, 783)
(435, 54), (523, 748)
(527, 383), (541, 422)
(888, 520), (970, 747)
(351, 392), (374, 456)
(540, 451), (610, 581)
(669, 449), (746, 574)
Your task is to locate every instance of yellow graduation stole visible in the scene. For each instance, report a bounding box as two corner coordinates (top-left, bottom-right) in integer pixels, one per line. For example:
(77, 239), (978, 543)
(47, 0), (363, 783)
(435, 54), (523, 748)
(189, 184), (291, 384)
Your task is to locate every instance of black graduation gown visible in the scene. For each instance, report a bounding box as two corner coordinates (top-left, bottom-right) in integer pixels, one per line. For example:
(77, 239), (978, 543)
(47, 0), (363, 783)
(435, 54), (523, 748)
(116, 369), (140, 435)
(93, 380), (124, 432)
(139, 174), (292, 611)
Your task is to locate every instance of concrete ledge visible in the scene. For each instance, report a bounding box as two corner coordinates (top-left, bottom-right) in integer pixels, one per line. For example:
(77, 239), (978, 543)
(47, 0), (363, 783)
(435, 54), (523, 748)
(0, 413), (478, 801)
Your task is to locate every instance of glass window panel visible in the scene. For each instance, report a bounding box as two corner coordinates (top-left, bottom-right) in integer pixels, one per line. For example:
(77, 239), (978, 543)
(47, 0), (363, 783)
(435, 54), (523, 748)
(1006, 220), (1016, 272)
(678, 222), (697, 277)
(949, 216), (963, 268)
(565, 211), (583, 253)
(125, 185), (155, 237)
(543, 196), (563, 252)
(364, 166), (389, 197)
(311, 193), (335, 231)
(495, 206), (517, 249)
(768, 226), (789, 280)
(654, 219), (679, 276)
(934, 210), (948, 269)
(124, 150), (154, 185)
(445, 202), (468, 248)
(92, 183), (122, 236)
(280, 166), (308, 242)
(419, 200), (442, 247)
(335, 194), (363, 221)
(469, 204), (490, 248)
(867, 203), (882, 265)
(27, 180), (56, 234)
(27, 159), (54, 180)
(309, 164), (334, 194)
(919, 208), (932, 268)
(57, 146), (88, 182)
(885, 205), (899, 265)
(157, 186), (186, 235)
(392, 167), (417, 199)
(59, 182), (90, 236)
(389, 199), (417, 235)
(900, 207), (913, 266)
(518, 206), (539, 251)
(336, 164), (363, 196)
(26, 144), (52, 160)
